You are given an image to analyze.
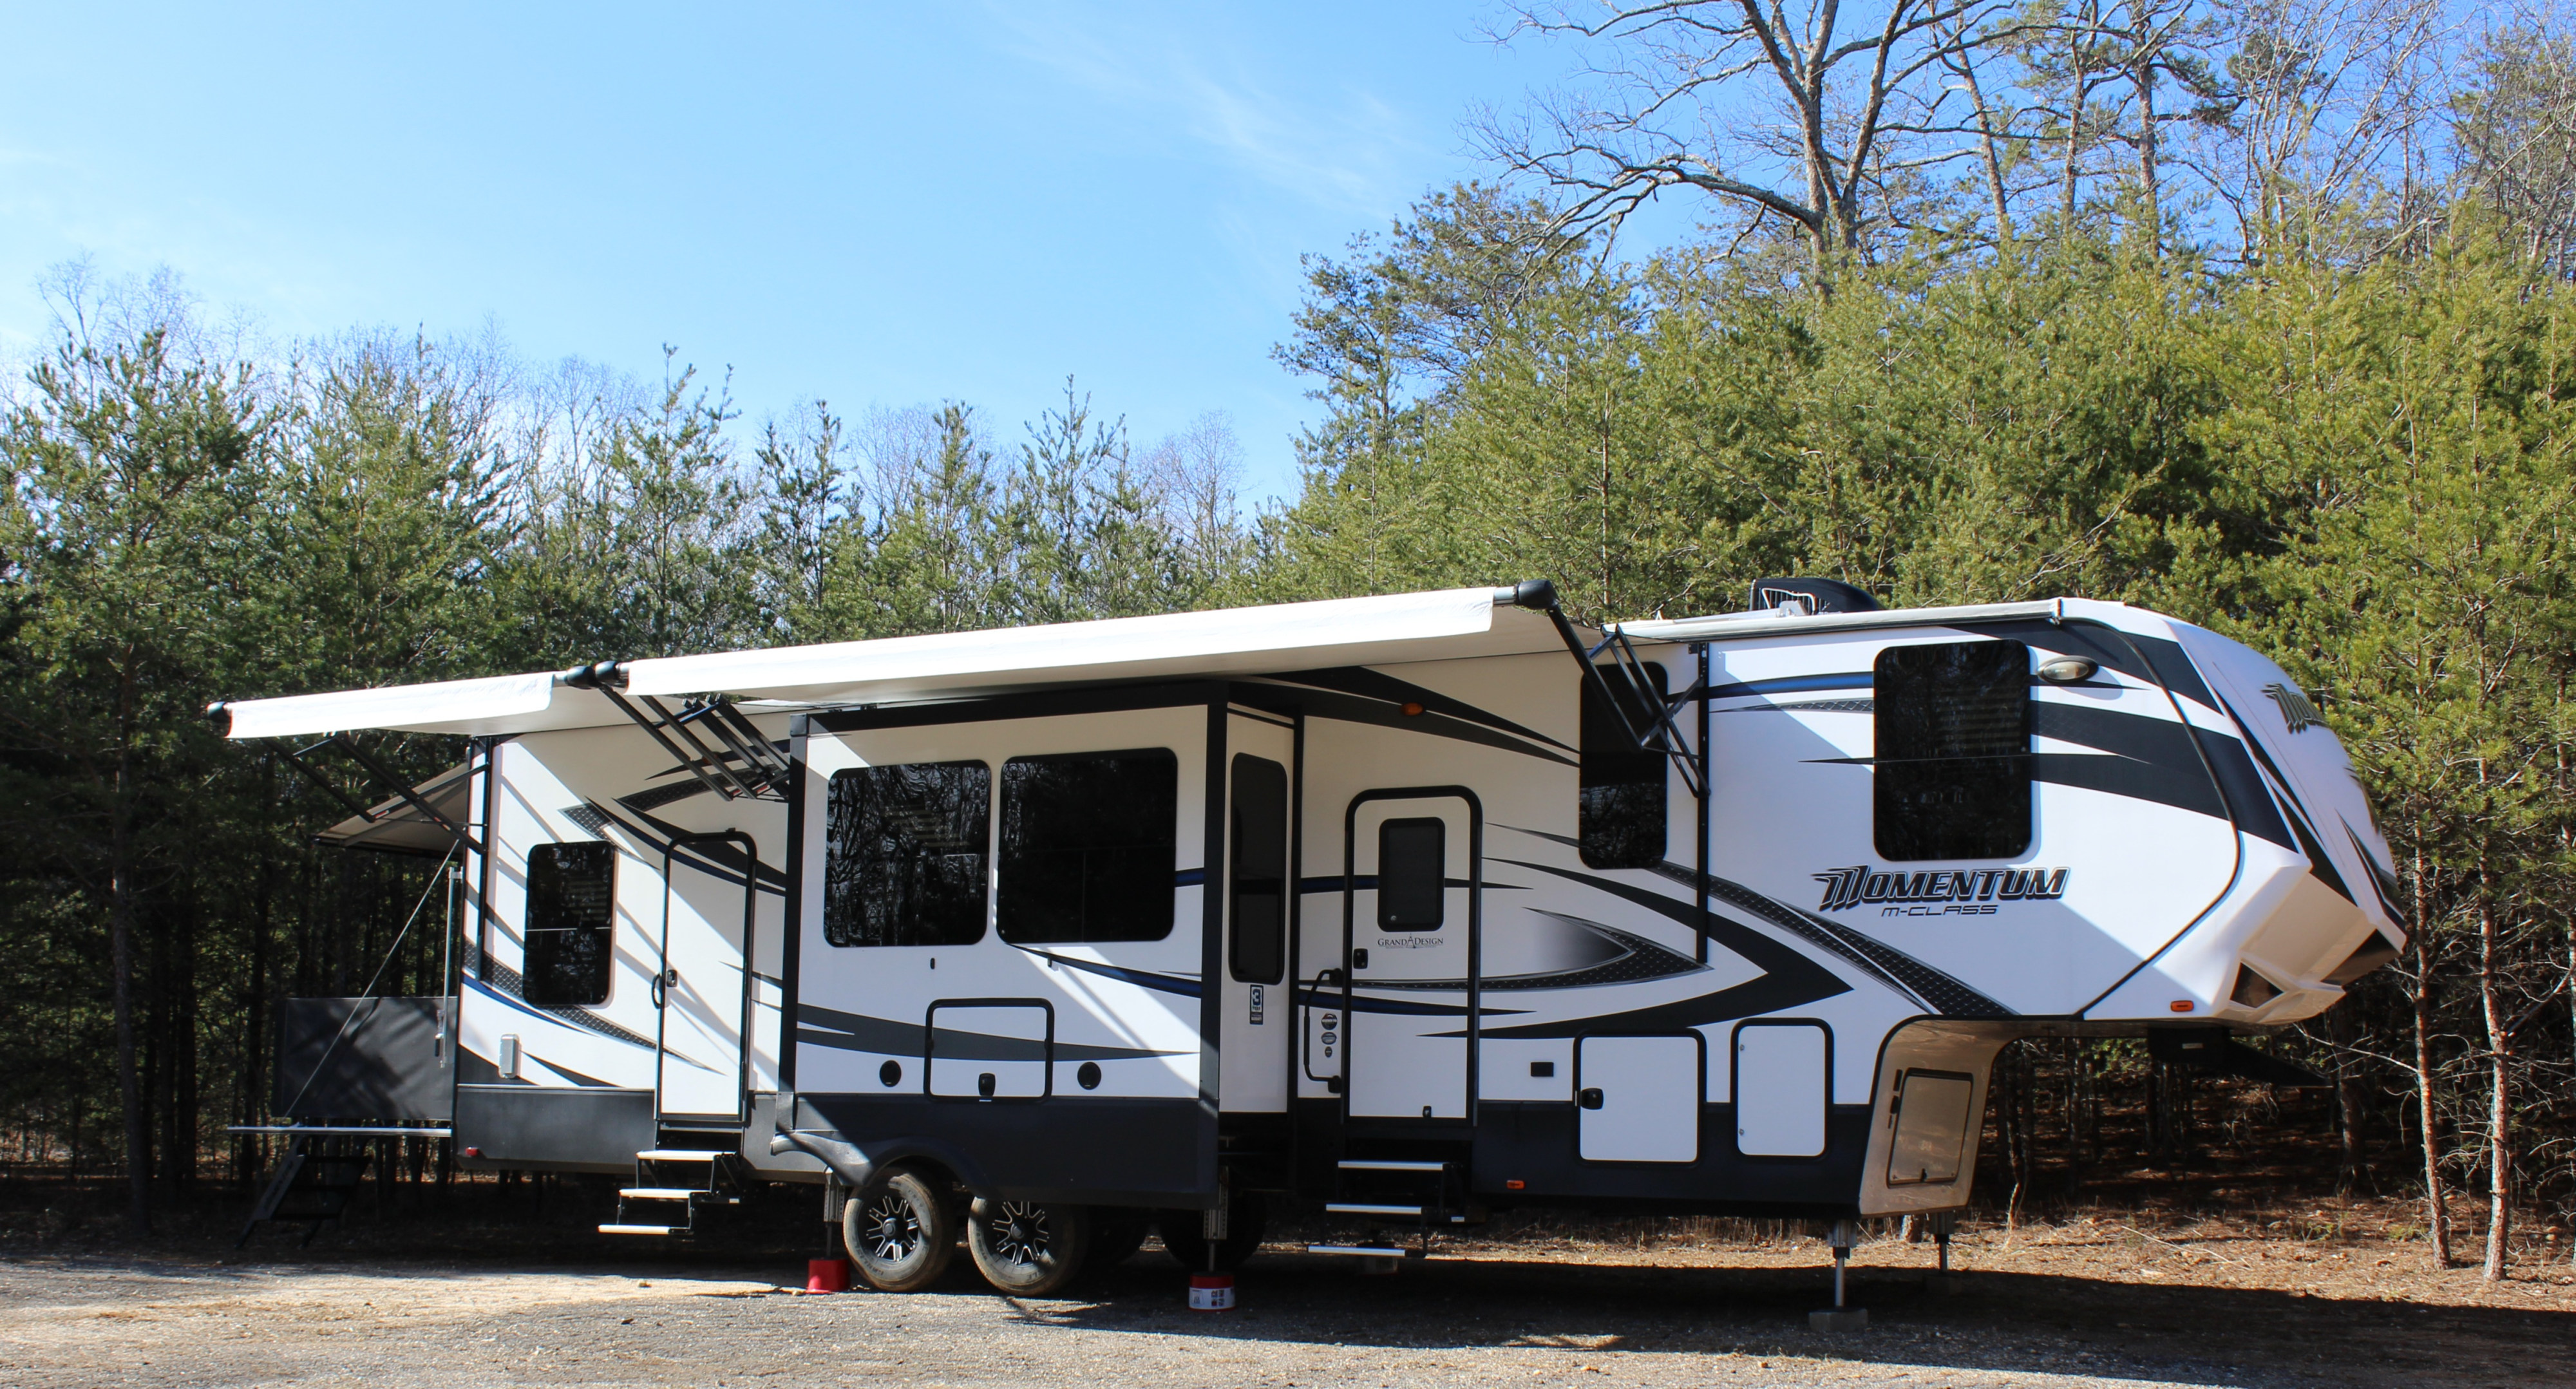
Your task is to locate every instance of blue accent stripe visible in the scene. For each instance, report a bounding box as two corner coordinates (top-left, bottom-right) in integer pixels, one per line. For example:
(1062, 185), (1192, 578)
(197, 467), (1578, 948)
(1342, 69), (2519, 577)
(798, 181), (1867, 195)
(1707, 672), (1873, 700)
(1016, 950), (1203, 998)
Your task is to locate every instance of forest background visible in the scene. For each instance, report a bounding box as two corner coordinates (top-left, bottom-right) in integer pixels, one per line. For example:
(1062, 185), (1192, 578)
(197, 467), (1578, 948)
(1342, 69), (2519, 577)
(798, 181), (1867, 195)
(4, 0), (2574, 1281)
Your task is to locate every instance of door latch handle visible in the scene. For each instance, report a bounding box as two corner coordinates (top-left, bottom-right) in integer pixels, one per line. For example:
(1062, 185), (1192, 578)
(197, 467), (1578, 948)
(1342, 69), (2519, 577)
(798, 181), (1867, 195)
(650, 967), (678, 1010)
(1578, 1088), (1605, 1110)
(1350, 948), (1370, 970)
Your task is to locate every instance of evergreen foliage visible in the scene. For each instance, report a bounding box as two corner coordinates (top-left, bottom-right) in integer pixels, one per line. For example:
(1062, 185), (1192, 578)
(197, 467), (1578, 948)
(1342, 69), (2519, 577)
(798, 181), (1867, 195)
(5, 1), (2575, 1280)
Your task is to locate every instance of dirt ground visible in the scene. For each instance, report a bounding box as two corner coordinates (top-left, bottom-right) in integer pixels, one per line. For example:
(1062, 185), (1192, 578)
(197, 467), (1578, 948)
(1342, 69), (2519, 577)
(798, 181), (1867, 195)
(1, 1184), (2570, 1388)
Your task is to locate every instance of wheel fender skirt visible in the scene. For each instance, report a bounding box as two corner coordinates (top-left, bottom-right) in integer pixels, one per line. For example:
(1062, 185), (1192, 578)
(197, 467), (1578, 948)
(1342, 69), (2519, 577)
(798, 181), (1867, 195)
(773, 1129), (877, 1190)
(772, 1129), (999, 1196)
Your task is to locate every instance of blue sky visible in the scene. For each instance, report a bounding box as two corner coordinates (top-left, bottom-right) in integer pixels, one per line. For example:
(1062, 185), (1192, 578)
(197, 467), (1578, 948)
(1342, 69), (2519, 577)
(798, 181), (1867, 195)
(0, 3), (1585, 500)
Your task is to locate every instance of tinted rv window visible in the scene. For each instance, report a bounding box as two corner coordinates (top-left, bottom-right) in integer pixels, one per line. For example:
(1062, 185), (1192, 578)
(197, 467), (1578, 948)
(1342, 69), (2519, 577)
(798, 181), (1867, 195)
(1580, 661), (1669, 869)
(998, 749), (1177, 944)
(1229, 755), (1289, 984)
(1873, 639), (2032, 861)
(824, 761), (991, 947)
(1377, 817), (1446, 930)
(524, 842), (614, 1005)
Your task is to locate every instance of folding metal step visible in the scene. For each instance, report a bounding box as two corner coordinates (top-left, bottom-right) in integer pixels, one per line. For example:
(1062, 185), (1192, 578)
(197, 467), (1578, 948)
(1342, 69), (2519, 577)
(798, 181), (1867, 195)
(1308, 1244), (1417, 1258)
(1336, 1158), (1449, 1172)
(599, 1148), (746, 1237)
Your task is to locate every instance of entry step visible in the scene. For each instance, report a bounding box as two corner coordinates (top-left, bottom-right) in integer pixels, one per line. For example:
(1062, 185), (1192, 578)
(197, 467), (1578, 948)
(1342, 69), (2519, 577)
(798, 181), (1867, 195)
(598, 1224), (686, 1236)
(618, 1187), (737, 1202)
(1308, 1243), (1421, 1259)
(1336, 1159), (1450, 1172)
(634, 1149), (724, 1162)
(1323, 1202), (1462, 1221)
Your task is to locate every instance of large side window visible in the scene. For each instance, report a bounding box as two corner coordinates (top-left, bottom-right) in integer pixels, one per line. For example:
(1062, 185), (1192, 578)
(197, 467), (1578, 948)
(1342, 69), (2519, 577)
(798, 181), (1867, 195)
(825, 761), (992, 947)
(1229, 755), (1289, 984)
(1580, 662), (1668, 869)
(998, 749), (1177, 944)
(1377, 817), (1446, 930)
(524, 842), (615, 1005)
(1874, 640), (2032, 861)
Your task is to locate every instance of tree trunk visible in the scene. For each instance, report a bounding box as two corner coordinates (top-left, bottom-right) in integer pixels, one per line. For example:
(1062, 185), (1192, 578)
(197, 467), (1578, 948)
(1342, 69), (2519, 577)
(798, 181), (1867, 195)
(2329, 1001), (2366, 1193)
(2412, 852), (2450, 1266)
(109, 724), (151, 1238)
(2134, 57), (2162, 256)
(2478, 887), (2510, 1282)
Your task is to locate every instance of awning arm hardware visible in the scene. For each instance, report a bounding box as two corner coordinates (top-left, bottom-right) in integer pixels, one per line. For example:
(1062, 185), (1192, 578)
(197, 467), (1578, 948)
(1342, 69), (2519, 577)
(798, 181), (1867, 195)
(276, 733), (482, 855)
(1499, 580), (1705, 802)
(567, 663), (790, 802)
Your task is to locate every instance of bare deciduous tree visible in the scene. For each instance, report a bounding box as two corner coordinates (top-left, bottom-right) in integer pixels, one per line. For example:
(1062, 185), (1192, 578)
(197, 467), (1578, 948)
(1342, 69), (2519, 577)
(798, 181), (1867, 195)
(1475, 1), (2018, 267)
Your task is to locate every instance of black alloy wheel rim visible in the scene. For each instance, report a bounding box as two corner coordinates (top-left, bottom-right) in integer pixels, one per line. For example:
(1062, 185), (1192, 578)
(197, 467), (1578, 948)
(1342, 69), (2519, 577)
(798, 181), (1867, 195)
(987, 1202), (1051, 1266)
(863, 1193), (923, 1262)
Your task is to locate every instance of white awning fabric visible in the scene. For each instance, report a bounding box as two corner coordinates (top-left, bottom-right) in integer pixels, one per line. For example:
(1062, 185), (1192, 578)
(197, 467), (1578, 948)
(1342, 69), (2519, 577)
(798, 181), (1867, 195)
(213, 586), (1566, 740)
(620, 585), (1528, 705)
(216, 670), (576, 741)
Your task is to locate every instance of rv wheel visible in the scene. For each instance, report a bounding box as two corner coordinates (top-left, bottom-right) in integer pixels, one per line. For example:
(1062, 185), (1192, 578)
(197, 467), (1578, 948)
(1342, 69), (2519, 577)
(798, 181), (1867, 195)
(967, 1198), (1093, 1296)
(1155, 1191), (1267, 1272)
(844, 1168), (956, 1292)
(1085, 1208), (1152, 1273)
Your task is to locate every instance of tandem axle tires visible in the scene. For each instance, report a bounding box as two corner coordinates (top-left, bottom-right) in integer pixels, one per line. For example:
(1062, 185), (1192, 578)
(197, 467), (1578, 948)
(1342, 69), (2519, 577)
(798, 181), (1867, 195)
(844, 1167), (956, 1292)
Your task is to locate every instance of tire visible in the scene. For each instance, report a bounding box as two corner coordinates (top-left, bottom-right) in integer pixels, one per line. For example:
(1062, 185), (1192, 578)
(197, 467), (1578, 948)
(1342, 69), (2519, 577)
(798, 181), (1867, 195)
(1156, 1191), (1267, 1272)
(1084, 1207), (1151, 1274)
(967, 1198), (1092, 1296)
(844, 1168), (956, 1292)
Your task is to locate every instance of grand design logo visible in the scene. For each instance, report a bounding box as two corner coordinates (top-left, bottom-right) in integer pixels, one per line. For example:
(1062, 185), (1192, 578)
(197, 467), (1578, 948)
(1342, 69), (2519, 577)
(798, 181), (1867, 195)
(1814, 865), (2070, 915)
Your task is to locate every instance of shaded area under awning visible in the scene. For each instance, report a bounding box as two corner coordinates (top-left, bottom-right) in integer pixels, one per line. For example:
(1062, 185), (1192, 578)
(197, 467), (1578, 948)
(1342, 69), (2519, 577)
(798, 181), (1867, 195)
(317, 762), (472, 857)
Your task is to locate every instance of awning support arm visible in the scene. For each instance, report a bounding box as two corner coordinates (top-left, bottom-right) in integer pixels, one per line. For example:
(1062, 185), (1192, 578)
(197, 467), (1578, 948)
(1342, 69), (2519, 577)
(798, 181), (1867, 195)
(325, 733), (483, 855)
(1502, 580), (1706, 802)
(277, 735), (482, 855)
(567, 663), (784, 802)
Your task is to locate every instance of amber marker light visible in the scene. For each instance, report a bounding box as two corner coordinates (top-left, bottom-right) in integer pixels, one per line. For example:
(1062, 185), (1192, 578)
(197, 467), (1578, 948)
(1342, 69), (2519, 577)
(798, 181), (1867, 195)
(1401, 702), (1425, 716)
(2170, 1000), (2195, 1012)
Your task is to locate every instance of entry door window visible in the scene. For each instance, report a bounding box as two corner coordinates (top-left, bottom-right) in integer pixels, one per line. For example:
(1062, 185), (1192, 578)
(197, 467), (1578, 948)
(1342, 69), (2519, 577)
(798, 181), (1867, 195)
(998, 748), (1178, 944)
(524, 842), (614, 1005)
(824, 761), (992, 947)
(1376, 818), (1446, 930)
(1229, 755), (1289, 983)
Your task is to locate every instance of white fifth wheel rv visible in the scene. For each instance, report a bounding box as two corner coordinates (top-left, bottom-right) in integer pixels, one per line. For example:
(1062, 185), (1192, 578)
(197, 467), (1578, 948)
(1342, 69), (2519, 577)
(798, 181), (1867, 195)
(213, 578), (2401, 1294)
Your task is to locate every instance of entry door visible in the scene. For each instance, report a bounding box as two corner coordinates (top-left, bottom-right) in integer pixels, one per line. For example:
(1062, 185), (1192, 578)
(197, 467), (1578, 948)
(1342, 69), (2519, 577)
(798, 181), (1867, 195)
(656, 831), (756, 1123)
(1343, 789), (1481, 1120)
(1217, 713), (1296, 1113)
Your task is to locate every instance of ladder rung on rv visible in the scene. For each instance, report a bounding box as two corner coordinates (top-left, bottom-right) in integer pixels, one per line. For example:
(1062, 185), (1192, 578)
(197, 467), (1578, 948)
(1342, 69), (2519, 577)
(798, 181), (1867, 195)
(1336, 1159), (1450, 1172)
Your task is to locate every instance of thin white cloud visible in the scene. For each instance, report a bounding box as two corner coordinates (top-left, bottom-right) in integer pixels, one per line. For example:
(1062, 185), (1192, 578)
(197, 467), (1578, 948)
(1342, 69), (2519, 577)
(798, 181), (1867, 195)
(986, 3), (1428, 218)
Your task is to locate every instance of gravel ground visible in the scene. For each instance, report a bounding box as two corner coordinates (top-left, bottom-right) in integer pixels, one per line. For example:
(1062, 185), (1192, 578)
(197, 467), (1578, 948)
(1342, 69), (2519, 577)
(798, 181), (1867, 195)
(3, 1218), (2568, 1389)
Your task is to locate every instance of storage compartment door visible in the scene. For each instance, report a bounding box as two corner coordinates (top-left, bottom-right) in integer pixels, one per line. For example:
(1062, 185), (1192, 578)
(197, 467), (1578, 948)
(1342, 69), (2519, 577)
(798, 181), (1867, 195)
(1734, 1021), (1829, 1157)
(927, 1002), (1051, 1099)
(1576, 1035), (1701, 1162)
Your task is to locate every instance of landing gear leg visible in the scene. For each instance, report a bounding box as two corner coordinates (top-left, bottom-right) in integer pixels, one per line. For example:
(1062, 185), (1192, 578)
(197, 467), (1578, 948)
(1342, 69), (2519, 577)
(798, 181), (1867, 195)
(1808, 1219), (1868, 1332)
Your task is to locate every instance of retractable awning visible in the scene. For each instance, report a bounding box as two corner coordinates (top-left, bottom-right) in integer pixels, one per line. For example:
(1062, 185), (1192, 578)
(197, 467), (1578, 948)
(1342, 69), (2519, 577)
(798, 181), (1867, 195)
(316, 762), (475, 856)
(209, 586), (1572, 741)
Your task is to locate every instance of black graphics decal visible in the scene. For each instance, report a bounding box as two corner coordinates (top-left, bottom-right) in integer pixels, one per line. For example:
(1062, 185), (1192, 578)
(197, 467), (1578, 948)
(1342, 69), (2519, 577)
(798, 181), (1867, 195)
(1502, 825), (2012, 1018)
(2264, 683), (2323, 733)
(1814, 864), (2069, 914)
